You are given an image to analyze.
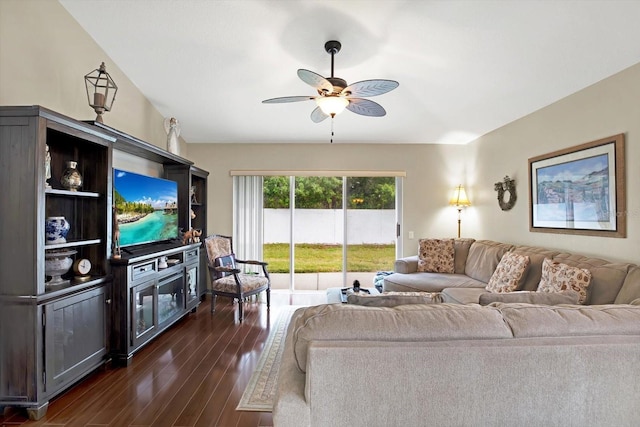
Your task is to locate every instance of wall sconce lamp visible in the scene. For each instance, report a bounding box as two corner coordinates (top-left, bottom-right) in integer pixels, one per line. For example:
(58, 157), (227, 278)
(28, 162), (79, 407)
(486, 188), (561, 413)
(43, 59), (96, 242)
(84, 62), (118, 123)
(449, 185), (471, 238)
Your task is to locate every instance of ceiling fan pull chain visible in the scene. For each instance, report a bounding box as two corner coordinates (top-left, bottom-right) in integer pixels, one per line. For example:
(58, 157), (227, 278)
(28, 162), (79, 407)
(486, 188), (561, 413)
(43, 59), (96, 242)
(330, 117), (334, 143)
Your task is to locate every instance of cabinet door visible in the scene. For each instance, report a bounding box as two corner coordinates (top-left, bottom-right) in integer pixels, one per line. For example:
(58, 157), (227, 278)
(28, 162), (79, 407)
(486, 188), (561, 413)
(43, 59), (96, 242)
(131, 280), (157, 349)
(185, 262), (199, 310)
(43, 286), (107, 393)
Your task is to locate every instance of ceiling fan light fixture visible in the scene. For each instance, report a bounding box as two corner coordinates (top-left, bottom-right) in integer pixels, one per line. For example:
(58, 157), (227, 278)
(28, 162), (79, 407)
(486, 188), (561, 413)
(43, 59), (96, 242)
(316, 95), (349, 117)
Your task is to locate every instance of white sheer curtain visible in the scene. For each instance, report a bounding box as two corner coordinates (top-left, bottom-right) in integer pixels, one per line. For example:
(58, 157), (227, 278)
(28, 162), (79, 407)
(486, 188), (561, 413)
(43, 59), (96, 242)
(232, 176), (264, 269)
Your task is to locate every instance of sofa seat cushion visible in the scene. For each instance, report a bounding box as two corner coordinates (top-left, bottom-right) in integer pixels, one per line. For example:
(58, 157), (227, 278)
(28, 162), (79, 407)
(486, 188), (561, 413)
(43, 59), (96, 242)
(479, 290), (580, 306)
(441, 287), (488, 304)
(383, 272), (486, 293)
(553, 253), (632, 305)
(496, 304), (640, 338)
(292, 303), (513, 372)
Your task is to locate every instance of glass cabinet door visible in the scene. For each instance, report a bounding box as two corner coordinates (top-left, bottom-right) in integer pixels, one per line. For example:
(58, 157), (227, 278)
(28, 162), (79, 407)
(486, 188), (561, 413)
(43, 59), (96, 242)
(185, 264), (199, 310)
(131, 281), (156, 346)
(157, 273), (184, 327)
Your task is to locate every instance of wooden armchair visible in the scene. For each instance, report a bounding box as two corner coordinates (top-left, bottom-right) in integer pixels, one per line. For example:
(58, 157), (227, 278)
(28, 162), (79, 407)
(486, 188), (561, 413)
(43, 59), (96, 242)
(204, 234), (270, 321)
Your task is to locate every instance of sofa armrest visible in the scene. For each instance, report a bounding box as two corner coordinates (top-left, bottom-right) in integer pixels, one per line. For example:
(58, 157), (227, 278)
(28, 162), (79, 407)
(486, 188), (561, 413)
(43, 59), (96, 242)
(394, 255), (419, 273)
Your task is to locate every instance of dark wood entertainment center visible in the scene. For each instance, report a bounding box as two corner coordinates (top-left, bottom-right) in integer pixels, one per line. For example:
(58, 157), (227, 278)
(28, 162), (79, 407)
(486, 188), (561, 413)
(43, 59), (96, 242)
(0, 106), (209, 420)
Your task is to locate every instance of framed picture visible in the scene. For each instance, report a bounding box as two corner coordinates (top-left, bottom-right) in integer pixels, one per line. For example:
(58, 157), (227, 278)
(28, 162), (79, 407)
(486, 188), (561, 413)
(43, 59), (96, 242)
(528, 134), (626, 238)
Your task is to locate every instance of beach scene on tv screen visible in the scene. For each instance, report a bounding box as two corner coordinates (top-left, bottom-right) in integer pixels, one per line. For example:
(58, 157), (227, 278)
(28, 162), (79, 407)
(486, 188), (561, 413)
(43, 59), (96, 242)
(114, 169), (178, 246)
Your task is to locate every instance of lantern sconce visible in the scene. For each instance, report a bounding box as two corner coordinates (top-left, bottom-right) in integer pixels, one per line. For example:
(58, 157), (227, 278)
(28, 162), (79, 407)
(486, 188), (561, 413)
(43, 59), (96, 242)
(84, 62), (118, 123)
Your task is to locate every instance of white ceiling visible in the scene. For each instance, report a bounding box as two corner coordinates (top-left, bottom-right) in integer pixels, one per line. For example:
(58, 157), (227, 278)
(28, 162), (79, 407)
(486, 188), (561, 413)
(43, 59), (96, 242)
(60, 0), (640, 145)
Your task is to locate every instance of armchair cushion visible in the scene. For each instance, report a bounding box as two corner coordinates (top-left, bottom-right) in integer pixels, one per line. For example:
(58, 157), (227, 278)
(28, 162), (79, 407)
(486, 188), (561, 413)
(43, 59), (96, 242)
(212, 274), (269, 294)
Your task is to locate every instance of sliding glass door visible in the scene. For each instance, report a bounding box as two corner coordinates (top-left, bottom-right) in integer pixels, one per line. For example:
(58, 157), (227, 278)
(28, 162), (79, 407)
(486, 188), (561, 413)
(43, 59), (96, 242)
(262, 175), (401, 291)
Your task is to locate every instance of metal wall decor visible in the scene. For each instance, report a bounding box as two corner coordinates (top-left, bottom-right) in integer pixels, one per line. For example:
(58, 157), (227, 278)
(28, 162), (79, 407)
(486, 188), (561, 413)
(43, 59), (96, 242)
(494, 176), (517, 211)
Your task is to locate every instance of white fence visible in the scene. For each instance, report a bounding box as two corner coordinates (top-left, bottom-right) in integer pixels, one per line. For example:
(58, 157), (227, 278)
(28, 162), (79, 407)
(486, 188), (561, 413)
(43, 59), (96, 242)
(264, 209), (396, 244)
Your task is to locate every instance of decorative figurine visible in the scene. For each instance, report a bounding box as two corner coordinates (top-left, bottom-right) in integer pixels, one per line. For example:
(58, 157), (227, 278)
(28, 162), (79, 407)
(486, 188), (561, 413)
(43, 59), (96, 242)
(45, 144), (52, 189)
(164, 117), (181, 156)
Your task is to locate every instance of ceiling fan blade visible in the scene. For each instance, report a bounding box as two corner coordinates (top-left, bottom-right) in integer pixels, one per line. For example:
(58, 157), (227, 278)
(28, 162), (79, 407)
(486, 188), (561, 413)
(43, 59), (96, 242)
(341, 79), (399, 97)
(298, 69), (333, 93)
(262, 96), (315, 104)
(346, 98), (387, 117)
(310, 106), (329, 123)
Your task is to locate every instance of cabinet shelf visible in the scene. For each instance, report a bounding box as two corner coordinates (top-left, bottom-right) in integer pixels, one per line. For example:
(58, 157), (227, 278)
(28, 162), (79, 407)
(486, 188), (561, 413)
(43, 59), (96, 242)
(44, 239), (102, 250)
(46, 189), (101, 198)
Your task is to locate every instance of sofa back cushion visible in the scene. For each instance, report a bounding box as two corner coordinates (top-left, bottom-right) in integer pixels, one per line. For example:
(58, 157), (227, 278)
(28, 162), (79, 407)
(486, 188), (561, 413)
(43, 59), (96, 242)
(511, 245), (561, 291)
(479, 290), (580, 306)
(291, 303), (513, 372)
(615, 266), (640, 304)
(497, 304), (640, 338)
(552, 253), (631, 305)
(454, 238), (475, 274)
(464, 240), (514, 283)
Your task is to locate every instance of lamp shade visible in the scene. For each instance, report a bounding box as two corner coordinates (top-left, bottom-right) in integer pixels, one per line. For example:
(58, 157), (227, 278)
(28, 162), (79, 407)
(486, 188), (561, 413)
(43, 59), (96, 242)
(449, 185), (471, 208)
(316, 95), (349, 117)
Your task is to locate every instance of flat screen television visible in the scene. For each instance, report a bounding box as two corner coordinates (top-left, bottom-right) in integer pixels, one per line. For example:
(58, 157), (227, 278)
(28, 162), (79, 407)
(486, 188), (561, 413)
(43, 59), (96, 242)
(113, 168), (179, 247)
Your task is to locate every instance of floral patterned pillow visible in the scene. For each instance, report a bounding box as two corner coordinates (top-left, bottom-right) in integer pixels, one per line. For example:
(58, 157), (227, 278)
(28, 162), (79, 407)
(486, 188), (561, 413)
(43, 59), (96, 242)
(417, 238), (455, 273)
(485, 252), (530, 293)
(537, 258), (592, 304)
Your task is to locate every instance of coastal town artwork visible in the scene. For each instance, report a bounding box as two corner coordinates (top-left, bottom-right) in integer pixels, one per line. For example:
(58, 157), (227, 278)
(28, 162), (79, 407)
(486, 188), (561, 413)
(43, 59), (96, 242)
(535, 153), (610, 223)
(529, 135), (624, 237)
(113, 169), (179, 247)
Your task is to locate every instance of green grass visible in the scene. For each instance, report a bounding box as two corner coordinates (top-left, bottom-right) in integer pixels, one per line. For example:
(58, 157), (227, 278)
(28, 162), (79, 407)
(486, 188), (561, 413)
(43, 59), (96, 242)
(263, 243), (395, 273)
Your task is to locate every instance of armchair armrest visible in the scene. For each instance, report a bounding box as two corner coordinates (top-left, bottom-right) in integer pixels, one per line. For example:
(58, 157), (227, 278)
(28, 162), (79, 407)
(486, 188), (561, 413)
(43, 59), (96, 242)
(394, 256), (419, 274)
(212, 266), (241, 274)
(235, 259), (269, 267)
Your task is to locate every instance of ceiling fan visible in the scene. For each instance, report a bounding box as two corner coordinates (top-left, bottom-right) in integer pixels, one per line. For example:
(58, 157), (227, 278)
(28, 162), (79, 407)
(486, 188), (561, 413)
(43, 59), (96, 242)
(262, 40), (399, 123)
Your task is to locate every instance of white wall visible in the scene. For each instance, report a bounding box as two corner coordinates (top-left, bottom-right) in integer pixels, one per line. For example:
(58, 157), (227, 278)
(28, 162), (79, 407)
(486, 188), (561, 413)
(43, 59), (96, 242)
(0, 0), (186, 153)
(465, 63), (640, 263)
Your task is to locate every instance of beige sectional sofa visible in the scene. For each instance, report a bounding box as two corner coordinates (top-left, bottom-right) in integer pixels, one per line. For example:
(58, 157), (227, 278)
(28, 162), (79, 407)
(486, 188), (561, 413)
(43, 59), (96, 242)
(273, 302), (640, 426)
(383, 239), (640, 306)
(273, 239), (640, 426)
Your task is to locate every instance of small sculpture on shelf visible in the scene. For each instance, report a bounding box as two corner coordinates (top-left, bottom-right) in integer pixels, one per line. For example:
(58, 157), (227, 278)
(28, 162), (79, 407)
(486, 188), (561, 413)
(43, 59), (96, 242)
(44, 144), (52, 189)
(190, 185), (198, 204)
(182, 228), (202, 245)
(112, 206), (121, 258)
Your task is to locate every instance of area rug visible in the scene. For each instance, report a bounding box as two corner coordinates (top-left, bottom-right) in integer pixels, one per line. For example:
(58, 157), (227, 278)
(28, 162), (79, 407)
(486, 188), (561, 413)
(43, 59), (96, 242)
(236, 306), (300, 412)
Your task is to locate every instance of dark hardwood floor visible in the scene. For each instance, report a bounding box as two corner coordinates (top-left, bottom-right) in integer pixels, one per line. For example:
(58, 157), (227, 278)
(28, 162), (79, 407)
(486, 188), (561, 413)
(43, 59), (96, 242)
(0, 291), (325, 427)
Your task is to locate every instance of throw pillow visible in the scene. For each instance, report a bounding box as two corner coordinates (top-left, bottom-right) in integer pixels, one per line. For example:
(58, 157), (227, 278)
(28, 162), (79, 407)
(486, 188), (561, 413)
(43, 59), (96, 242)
(417, 238), (455, 273)
(214, 254), (236, 279)
(479, 290), (580, 306)
(347, 291), (443, 306)
(537, 258), (592, 304)
(485, 252), (530, 293)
